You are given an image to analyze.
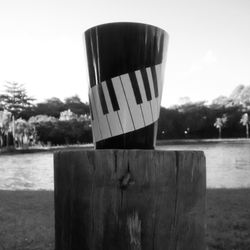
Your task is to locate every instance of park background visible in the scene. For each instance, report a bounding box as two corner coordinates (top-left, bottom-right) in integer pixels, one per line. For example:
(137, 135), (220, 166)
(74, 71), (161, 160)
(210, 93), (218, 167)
(0, 81), (250, 148)
(1, 0), (250, 249)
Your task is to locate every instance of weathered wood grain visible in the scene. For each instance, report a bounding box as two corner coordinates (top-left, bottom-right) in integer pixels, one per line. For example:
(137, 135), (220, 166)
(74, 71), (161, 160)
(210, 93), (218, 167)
(54, 150), (206, 250)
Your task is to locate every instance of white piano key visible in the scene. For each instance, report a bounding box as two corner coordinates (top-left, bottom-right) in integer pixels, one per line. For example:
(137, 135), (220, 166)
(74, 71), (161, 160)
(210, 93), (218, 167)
(155, 63), (163, 117)
(112, 76), (134, 133)
(120, 74), (145, 130)
(89, 91), (102, 142)
(91, 85), (111, 140)
(135, 70), (153, 126)
(155, 64), (163, 102)
(146, 67), (159, 122)
(101, 81), (123, 137)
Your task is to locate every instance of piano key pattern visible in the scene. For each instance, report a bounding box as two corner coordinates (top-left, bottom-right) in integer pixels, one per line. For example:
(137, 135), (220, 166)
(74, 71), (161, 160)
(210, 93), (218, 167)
(89, 63), (163, 142)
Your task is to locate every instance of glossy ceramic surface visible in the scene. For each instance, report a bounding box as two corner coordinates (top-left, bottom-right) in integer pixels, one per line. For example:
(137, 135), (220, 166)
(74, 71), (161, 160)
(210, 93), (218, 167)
(84, 22), (169, 149)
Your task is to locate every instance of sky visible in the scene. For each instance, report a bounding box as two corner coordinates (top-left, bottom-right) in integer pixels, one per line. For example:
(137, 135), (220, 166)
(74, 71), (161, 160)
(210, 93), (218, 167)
(0, 0), (250, 108)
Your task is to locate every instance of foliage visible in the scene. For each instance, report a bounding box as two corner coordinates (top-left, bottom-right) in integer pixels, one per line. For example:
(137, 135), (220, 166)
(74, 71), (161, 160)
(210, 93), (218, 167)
(1, 81), (250, 146)
(211, 95), (232, 108)
(214, 115), (227, 129)
(0, 82), (34, 118)
(20, 95), (90, 119)
(210, 84), (250, 108)
(0, 110), (12, 133)
(35, 120), (92, 145)
(214, 114), (227, 139)
(28, 115), (57, 124)
(31, 97), (65, 118)
(64, 95), (82, 104)
(15, 118), (36, 147)
(63, 95), (90, 116)
(27, 111), (92, 145)
(240, 113), (249, 138)
(158, 102), (214, 139)
(240, 113), (249, 126)
(0, 110), (13, 147)
(157, 103), (248, 140)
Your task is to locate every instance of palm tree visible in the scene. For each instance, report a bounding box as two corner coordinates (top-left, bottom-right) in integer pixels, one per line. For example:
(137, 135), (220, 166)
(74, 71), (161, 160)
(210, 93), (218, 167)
(240, 113), (249, 138)
(214, 114), (227, 139)
(15, 118), (36, 148)
(0, 110), (12, 147)
(0, 82), (35, 145)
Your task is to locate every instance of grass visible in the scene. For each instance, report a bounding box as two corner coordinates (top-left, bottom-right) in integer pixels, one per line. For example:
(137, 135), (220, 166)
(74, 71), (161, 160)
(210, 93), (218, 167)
(0, 191), (54, 250)
(0, 189), (249, 250)
(206, 189), (250, 250)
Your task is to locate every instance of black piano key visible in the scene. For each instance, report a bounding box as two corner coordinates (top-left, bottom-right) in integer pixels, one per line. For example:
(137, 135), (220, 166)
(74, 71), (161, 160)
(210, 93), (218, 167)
(98, 84), (108, 115)
(151, 66), (159, 98)
(128, 72), (143, 104)
(88, 96), (94, 120)
(106, 79), (120, 111)
(140, 68), (152, 101)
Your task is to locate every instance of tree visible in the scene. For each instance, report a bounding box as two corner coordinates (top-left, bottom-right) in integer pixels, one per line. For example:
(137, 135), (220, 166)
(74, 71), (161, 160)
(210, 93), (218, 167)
(211, 95), (230, 108)
(0, 82), (35, 118)
(28, 115), (57, 124)
(15, 118), (36, 147)
(64, 95), (82, 104)
(64, 95), (90, 116)
(21, 96), (90, 120)
(0, 110), (12, 147)
(0, 82), (35, 146)
(178, 96), (191, 106)
(34, 97), (64, 118)
(32, 119), (92, 145)
(214, 114), (227, 139)
(240, 113), (249, 138)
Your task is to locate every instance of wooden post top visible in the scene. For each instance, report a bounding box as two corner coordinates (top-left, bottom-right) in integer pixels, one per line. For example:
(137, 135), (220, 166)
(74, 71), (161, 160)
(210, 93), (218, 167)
(54, 149), (205, 156)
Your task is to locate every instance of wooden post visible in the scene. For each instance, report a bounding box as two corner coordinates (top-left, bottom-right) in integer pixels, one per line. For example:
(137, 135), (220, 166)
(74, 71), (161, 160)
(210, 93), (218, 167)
(54, 150), (206, 250)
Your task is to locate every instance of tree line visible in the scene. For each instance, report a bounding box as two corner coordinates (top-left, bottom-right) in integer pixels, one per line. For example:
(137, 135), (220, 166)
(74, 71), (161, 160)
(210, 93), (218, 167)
(0, 82), (92, 148)
(158, 102), (249, 140)
(0, 82), (249, 148)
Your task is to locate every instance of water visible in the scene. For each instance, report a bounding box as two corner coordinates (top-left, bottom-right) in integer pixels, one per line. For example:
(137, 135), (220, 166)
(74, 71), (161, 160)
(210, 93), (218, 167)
(0, 141), (250, 190)
(0, 152), (53, 190)
(158, 141), (250, 188)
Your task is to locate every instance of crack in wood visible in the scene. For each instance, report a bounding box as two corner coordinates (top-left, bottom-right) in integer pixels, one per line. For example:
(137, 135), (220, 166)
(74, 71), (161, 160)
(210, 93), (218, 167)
(114, 150), (118, 173)
(171, 151), (180, 250)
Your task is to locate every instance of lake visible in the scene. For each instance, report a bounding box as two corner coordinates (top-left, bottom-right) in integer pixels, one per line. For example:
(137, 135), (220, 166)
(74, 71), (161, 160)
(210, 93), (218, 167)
(0, 140), (250, 190)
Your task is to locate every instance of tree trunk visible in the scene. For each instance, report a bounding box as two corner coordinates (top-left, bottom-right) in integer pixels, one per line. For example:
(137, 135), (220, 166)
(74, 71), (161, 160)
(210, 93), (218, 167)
(12, 115), (15, 141)
(6, 132), (9, 148)
(218, 127), (222, 139)
(246, 124), (249, 139)
(0, 134), (3, 147)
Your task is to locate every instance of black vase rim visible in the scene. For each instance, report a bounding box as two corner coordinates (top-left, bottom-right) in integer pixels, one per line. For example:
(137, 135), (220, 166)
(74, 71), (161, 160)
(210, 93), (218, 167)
(84, 21), (169, 37)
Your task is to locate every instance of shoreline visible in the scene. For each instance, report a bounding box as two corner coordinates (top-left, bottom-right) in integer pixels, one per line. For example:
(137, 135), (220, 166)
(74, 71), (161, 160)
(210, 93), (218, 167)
(157, 138), (250, 145)
(1, 138), (250, 155)
(0, 143), (93, 155)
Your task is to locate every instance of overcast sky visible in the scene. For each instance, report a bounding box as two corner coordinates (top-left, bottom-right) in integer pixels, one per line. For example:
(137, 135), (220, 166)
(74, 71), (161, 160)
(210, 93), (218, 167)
(0, 0), (250, 107)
